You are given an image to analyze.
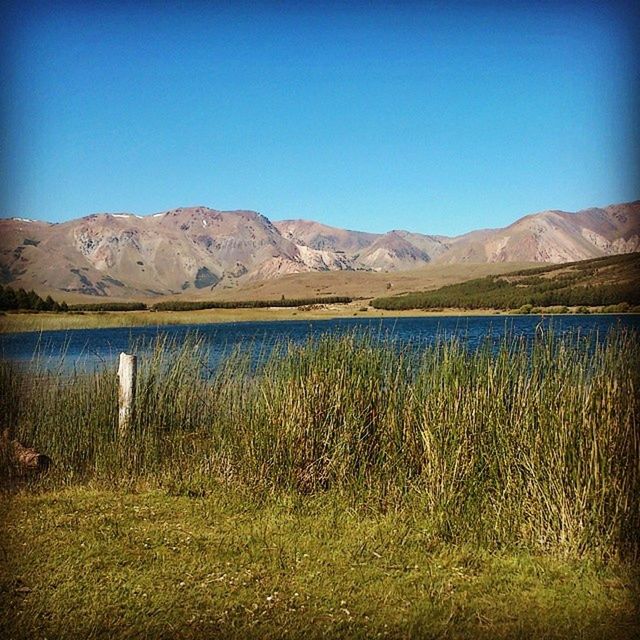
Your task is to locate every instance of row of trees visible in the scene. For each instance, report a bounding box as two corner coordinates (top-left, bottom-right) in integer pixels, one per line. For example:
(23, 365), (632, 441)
(0, 285), (353, 313)
(0, 285), (68, 312)
(70, 302), (147, 311)
(152, 296), (353, 311)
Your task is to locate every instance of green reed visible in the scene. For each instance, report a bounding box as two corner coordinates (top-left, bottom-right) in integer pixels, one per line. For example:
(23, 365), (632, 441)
(2, 329), (638, 556)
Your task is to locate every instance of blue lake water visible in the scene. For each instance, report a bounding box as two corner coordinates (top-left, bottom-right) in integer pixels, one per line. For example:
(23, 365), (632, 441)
(1, 314), (638, 372)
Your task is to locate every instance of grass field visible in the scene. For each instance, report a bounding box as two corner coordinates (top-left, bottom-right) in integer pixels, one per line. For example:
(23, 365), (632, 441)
(2, 488), (638, 639)
(1, 329), (639, 637)
(200, 262), (538, 302)
(0, 305), (510, 333)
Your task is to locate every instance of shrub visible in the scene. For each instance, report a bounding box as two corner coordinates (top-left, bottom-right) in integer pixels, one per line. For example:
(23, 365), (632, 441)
(514, 304), (533, 314)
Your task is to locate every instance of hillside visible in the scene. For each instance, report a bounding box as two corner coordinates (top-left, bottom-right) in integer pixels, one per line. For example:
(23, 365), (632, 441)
(437, 205), (640, 264)
(371, 253), (640, 311)
(201, 262), (537, 302)
(0, 200), (637, 301)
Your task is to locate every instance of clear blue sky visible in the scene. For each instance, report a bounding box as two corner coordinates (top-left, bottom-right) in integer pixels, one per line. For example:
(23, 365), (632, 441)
(1, 0), (638, 236)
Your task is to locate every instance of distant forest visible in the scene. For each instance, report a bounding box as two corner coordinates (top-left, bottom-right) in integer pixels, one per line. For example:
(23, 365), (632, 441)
(151, 296), (352, 311)
(0, 286), (352, 313)
(372, 253), (640, 311)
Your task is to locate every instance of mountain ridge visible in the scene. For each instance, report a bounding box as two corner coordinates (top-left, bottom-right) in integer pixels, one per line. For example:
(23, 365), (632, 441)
(1, 200), (638, 299)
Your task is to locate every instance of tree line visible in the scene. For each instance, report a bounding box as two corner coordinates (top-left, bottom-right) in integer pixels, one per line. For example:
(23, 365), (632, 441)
(0, 285), (67, 312)
(70, 302), (147, 311)
(152, 296), (353, 311)
(1, 285), (352, 313)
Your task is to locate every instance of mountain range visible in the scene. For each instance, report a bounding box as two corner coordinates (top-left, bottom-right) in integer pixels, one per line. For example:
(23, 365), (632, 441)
(1, 201), (638, 299)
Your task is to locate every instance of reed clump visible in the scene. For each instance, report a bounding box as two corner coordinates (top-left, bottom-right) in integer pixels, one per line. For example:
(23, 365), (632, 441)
(2, 329), (638, 557)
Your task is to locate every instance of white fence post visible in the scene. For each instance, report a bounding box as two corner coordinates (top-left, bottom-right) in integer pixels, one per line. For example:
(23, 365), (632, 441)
(117, 352), (137, 438)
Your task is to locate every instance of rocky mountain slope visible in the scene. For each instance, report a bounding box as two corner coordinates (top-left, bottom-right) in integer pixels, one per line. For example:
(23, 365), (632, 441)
(1, 201), (638, 299)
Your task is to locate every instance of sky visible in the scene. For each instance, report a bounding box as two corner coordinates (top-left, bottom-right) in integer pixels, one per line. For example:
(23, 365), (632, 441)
(1, 0), (638, 236)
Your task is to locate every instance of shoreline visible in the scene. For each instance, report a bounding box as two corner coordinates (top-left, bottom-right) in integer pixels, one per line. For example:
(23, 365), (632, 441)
(0, 303), (637, 334)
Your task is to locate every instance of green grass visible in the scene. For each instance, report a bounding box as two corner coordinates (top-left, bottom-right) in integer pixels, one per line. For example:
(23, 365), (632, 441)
(1, 487), (638, 639)
(1, 329), (639, 637)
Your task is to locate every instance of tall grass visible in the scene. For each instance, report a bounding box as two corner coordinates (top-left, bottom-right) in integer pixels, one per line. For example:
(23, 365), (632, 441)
(1, 329), (638, 557)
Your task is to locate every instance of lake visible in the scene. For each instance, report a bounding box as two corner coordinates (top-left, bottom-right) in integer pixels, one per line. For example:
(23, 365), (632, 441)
(1, 314), (639, 371)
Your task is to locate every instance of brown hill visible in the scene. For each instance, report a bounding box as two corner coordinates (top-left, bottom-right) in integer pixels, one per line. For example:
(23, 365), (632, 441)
(1, 207), (354, 299)
(1, 201), (638, 300)
(438, 202), (640, 263)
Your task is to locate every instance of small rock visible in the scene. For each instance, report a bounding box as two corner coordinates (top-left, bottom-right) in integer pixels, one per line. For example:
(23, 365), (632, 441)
(15, 586), (32, 594)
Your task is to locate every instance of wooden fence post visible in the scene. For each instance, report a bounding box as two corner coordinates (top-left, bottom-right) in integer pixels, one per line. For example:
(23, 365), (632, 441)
(117, 352), (137, 438)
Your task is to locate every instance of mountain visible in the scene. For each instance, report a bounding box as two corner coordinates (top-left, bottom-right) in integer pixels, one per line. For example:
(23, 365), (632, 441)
(274, 219), (378, 254)
(273, 221), (450, 266)
(1, 201), (638, 300)
(0, 207), (355, 298)
(437, 205), (640, 264)
(276, 202), (640, 268)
